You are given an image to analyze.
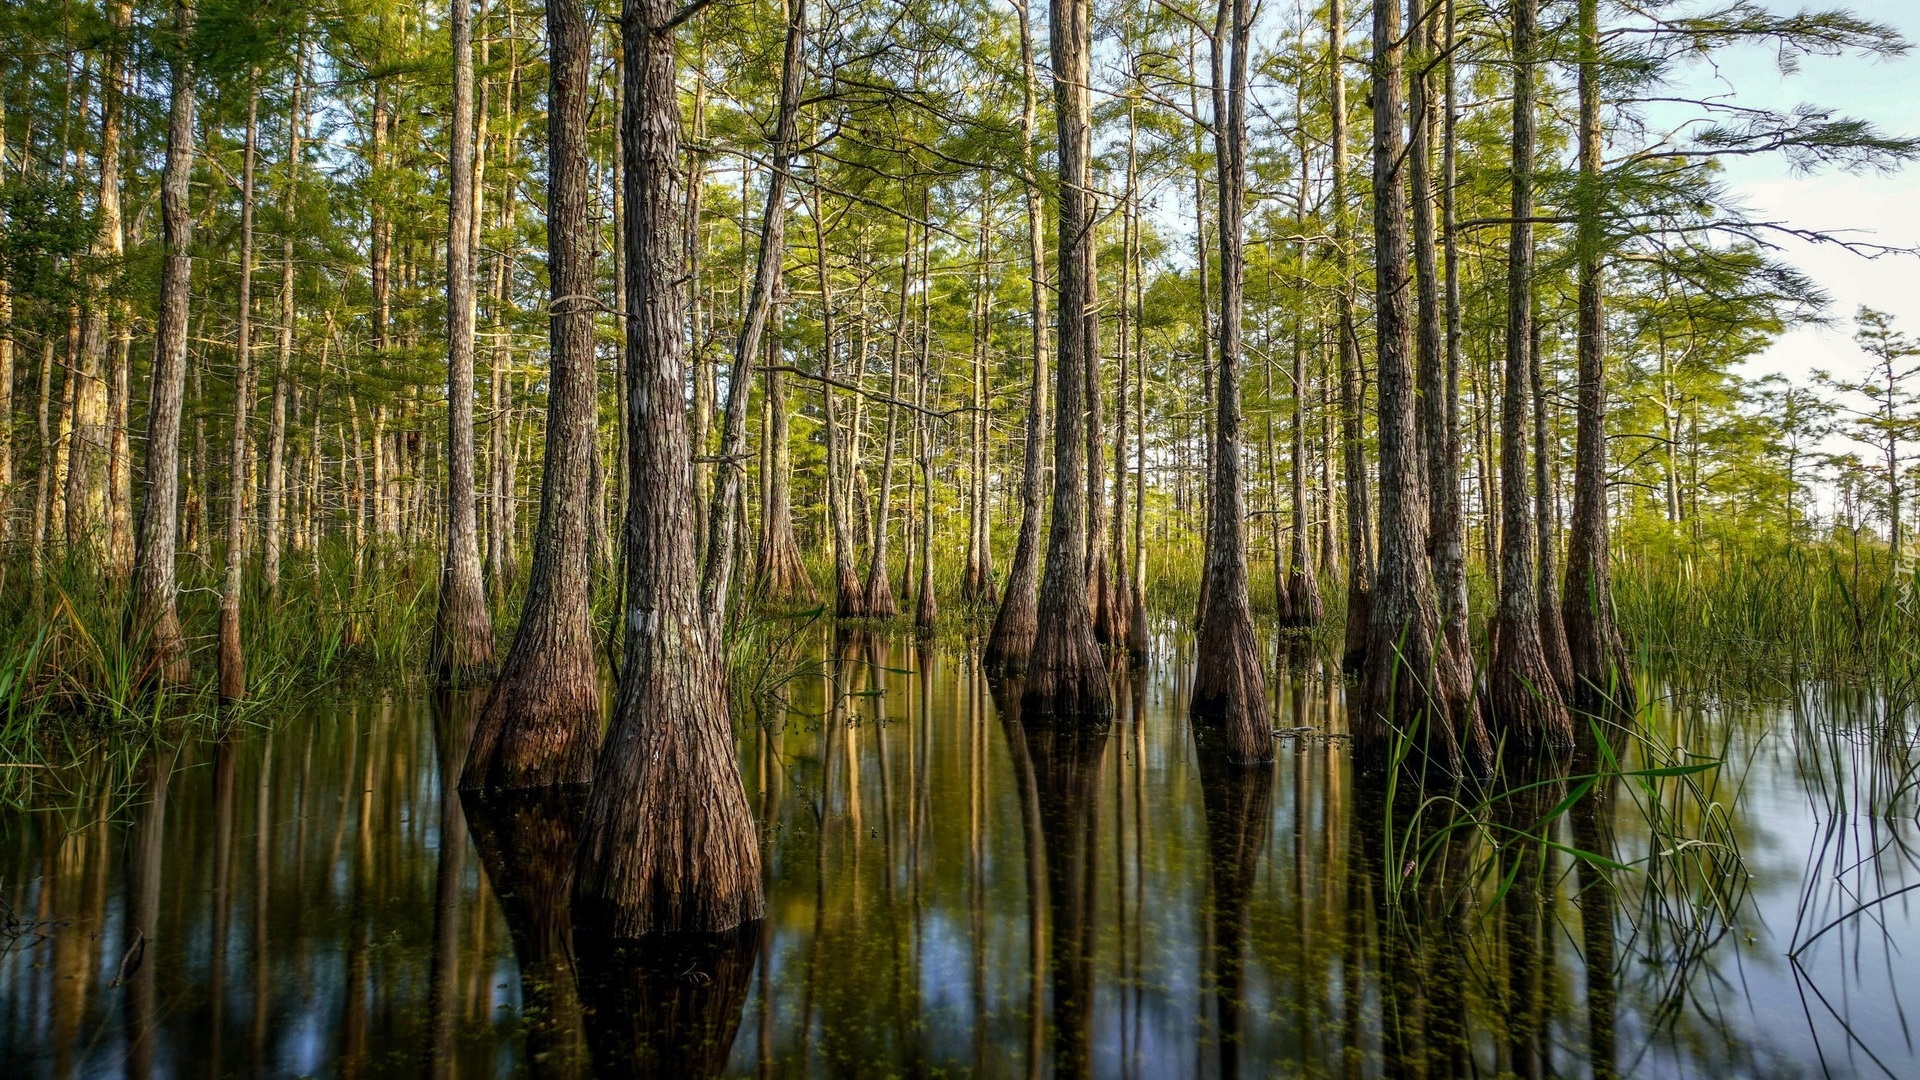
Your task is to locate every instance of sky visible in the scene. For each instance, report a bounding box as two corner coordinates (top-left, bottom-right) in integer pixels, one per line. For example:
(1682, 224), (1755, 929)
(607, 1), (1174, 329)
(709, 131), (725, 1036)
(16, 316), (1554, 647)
(1659, 2), (1920, 387)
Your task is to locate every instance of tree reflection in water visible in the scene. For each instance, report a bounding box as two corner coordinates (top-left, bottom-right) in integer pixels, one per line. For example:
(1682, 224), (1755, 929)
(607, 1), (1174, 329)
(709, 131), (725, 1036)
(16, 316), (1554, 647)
(1, 633), (1916, 1077)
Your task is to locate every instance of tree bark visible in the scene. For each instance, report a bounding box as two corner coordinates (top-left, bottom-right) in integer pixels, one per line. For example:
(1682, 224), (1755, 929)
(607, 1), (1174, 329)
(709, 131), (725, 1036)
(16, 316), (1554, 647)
(984, 0), (1050, 678)
(432, 0), (499, 685)
(131, 0), (197, 687)
(1332, 0), (1374, 674)
(963, 182), (998, 608)
(814, 190), (864, 619)
(864, 226), (912, 620)
(1489, 0), (1574, 750)
(1022, 0), (1111, 722)
(702, 0), (806, 634)
(1282, 98), (1320, 629)
(1191, 0), (1271, 765)
(1563, 0), (1634, 714)
(219, 80), (261, 703)
(462, 0), (602, 792)
(1436, 0), (1471, 689)
(573, 0), (763, 936)
(1533, 321), (1574, 695)
(752, 310), (812, 602)
(1111, 99), (1138, 653)
(264, 47), (305, 603)
(0, 98), (12, 543)
(1408, 0), (1473, 717)
(1358, 0), (1484, 773)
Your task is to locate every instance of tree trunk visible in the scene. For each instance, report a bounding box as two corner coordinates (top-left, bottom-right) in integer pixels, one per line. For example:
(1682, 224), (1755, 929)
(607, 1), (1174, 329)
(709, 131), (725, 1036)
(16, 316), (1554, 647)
(1022, 0), (1111, 722)
(131, 0), (197, 688)
(1408, 0), (1473, 717)
(864, 226), (912, 620)
(814, 191), (863, 619)
(0, 98), (12, 543)
(219, 80), (261, 703)
(462, 0), (602, 793)
(984, 0), (1050, 678)
(963, 182), (998, 608)
(1111, 101), (1138, 653)
(1358, 0), (1484, 773)
(67, 5), (131, 563)
(1488, 0), (1573, 750)
(1563, 0), (1634, 714)
(1191, 0), (1271, 765)
(264, 46), (307, 603)
(1283, 102), (1320, 629)
(573, 0), (763, 937)
(752, 314), (812, 602)
(915, 316), (938, 637)
(702, 0), (806, 634)
(1435, 0), (1472, 689)
(1332, 0), (1374, 674)
(432, 0), (499, 685)
(1533, 322), (1574, 695)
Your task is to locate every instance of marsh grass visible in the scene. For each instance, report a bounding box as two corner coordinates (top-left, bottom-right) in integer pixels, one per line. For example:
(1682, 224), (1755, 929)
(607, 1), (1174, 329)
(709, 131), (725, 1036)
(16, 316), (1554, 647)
(1375, 683), (1750, 980)
(0, 541), (447, 772)
(1615, 540), (1920, 691)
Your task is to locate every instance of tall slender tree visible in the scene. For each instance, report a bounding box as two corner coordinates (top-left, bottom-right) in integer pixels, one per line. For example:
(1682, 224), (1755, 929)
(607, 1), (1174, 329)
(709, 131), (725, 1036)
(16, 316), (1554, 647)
(1358, 0), (1483, 771)
(984, 0), (1050, 678)
(1331, 0), (1372, 674)
(431, 0), (499, 686)
(219, 79), (261, 702)
(1022, 0), (1111, 721)
(1563, 0), (1634, 713)
(461, 0), (602, 792)
(1489, 0), (1574, 750)
(1190, 0), (1270, 765)
(572, 0), (763, 936)
(131, 0), (199, 688)
(703, 0), (807, 633)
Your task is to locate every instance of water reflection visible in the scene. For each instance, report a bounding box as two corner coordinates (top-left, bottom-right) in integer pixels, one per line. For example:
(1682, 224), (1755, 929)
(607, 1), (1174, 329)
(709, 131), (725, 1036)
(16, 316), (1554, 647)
(1, 634), (1917, 1077)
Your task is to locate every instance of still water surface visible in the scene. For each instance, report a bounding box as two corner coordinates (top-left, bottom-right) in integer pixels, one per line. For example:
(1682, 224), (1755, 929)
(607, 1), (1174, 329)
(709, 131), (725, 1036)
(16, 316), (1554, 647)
(2, 632), (1916, 1078)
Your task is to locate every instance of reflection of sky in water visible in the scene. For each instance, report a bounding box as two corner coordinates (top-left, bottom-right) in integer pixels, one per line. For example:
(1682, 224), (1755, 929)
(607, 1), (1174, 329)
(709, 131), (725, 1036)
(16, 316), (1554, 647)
(1, 638), (1918, 1077)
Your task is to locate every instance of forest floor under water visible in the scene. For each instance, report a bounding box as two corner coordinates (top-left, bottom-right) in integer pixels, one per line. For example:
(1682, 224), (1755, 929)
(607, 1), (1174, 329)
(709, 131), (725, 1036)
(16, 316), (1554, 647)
(0, 626), (1916, 1079)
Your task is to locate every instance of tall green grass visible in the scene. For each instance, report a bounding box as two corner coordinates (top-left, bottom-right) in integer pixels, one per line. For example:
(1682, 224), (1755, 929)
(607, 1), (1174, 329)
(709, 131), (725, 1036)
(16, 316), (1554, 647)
(0, 540), (449, 749)
(1613, 539), (1920, 693)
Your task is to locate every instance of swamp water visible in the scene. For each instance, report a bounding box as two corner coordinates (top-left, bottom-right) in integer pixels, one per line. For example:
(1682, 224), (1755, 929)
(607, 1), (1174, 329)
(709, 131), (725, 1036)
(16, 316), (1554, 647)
(2, 632), (1917, 1078)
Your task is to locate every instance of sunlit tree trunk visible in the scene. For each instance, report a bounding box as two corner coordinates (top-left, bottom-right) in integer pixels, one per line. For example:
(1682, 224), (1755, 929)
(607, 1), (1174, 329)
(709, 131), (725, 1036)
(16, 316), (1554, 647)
(264, 47), (306, 603)
(432, 0), (499, 685)
(1331, 0), (1373, 674)
(963, 181), (998, 608)
(67, 3), (132, 563)
(1282, 99), (1320, 629)
(219, 80), (262, 703)
(1023, 0), (1111, 721)
(1564, 0), (1635, 713)
(753, 306), (812, 601)
(1190, 0), (1270, 765)
(462, 0), (602, 792)
(984, 0), (1050, 677)
(864, 223), (912, 620)
(0, 98), (11, 543)
(131, 0), (197, 686)
(573, 0), (763, 936)
(1533, 321), (1574, 695)
(814, 190), (863, 619)
(1358, 0), (1484, 772)
(1408, 0), (1472, 716)
(703, 0), (806, 633)
(1436, 0), (1471, 682)
(1489, 0), (1574, 749)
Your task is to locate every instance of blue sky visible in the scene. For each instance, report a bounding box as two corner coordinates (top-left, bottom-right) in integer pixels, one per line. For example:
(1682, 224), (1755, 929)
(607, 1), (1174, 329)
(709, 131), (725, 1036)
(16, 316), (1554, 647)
(1661, 2), (1920, 385)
